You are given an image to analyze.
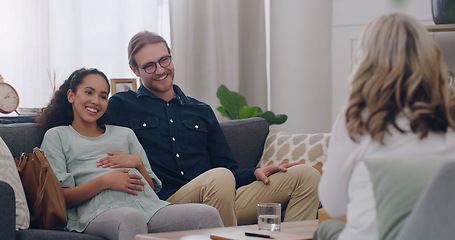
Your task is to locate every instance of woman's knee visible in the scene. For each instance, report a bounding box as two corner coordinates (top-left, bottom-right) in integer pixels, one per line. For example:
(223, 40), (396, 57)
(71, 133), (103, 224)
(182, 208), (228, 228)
(150, 204), (223, 231)
(85, 207), (147, 240)
(186, 204), (224, 228)
(119, 208), (147, 226)
(313, 219), (345, 240)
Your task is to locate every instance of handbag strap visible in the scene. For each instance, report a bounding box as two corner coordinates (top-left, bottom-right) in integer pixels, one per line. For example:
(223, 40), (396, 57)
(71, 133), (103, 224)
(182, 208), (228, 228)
(32, 148), (49, 218)
(15, 152), (28, 173)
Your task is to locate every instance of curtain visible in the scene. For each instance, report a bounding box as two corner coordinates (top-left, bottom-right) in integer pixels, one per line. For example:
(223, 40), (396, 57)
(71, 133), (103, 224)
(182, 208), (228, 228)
(169, 0), (267, 120)
(0, 0), (170, 109)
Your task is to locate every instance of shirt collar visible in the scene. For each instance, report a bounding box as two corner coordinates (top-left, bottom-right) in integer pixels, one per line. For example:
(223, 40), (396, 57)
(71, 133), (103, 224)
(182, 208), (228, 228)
(136, 84), (190, 105)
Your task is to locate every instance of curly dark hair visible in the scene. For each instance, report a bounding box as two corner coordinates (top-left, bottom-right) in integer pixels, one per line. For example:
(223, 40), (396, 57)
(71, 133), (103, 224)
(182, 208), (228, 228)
(36, 68), (114, 131)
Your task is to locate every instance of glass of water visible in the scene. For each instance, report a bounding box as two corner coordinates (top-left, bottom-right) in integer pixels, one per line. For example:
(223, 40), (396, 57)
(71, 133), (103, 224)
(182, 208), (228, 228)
(257, 203), (281, 231)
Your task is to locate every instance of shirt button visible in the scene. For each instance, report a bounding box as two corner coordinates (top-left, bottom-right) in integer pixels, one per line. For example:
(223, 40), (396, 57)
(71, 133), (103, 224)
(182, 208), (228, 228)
(172, 137), (176, 141)
(195, 125), (199, 129)
(167, 103), (170, 107)
(180, 171), (184, 175)
(176, 153), (180, 158)
(170, 119), (174, 123)
(142, 123), (147, 127)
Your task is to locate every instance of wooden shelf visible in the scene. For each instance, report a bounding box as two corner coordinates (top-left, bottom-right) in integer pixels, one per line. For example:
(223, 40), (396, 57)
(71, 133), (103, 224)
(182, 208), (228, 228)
(0, 114), (36, 120)
(426, 24), (455, 32)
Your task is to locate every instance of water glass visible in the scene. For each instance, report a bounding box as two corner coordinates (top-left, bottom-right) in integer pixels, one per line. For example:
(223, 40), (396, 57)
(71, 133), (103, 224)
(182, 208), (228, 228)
(257, 203), (281, 231)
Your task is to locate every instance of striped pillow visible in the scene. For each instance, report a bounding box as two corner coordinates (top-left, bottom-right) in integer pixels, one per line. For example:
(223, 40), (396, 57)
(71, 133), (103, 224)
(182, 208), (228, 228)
(0, 137), (30, 230)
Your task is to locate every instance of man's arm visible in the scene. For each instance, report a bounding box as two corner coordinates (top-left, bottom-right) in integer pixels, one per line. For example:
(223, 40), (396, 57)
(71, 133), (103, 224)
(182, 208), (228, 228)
(206, 110), (299, 187)
(205, 109), (258, 188)
(253, 163), (300, 184)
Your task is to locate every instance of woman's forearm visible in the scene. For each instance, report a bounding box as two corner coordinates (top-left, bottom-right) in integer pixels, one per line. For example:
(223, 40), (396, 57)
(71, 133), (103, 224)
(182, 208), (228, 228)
(63, 175), (107, 208)
(136, 164), (155, 191)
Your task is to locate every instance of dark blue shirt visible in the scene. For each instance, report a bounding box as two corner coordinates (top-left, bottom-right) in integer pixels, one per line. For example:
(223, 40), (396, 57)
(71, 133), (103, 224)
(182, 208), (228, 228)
(107, 85), (257, 200)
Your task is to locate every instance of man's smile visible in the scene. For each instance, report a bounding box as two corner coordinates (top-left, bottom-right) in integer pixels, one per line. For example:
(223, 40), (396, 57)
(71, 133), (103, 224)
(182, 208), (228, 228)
(155, 74), (168, 81)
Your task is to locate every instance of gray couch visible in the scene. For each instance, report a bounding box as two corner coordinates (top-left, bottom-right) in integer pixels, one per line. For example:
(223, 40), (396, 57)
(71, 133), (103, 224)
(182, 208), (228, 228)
(0, 117), (269, 240)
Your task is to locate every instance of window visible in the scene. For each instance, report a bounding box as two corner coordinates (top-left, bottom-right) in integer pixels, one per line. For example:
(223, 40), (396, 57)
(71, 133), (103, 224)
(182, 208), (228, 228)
(0, 0), (170, 109)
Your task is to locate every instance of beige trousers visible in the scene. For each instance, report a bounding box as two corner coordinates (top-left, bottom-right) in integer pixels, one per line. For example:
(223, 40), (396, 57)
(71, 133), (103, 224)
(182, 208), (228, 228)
(166, 165), (321, 227)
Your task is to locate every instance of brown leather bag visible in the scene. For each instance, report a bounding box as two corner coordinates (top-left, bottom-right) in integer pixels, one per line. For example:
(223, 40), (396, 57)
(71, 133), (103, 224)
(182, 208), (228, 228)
(15, 147), (67, 230)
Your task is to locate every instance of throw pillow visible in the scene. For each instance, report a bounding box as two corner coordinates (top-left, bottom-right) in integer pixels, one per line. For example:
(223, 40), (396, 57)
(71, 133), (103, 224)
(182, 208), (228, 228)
(0, 136), (30, 230)
(256, 128), (330, 173)
(364, 156), (452, 240)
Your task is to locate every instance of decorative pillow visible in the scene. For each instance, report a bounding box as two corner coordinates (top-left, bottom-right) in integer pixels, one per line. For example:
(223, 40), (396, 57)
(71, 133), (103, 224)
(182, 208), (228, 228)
(0, 136), (30, 230)
(364, 156), (452, 240)
(256, 128), (330, 173)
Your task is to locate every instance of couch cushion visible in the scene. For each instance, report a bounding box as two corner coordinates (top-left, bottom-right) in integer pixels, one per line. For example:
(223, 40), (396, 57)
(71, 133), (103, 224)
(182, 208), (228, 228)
(0, 123), (45, 158)
(256, 128), (330, 173)
(0, 180), (16, 240)
(364, 156), (453, 240)
(0, 137), (30, 230)
(220, 117), (269, 169)
(395, 161), (455, 240)
(16, 229), (106, 240)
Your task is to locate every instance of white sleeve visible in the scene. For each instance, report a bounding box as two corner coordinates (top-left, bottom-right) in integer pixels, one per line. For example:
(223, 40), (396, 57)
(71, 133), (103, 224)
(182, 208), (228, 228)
(318, 113), (361, 218)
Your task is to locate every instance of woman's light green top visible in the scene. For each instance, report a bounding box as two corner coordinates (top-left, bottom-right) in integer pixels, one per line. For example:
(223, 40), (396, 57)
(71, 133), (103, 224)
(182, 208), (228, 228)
(41, 125), (170, 232)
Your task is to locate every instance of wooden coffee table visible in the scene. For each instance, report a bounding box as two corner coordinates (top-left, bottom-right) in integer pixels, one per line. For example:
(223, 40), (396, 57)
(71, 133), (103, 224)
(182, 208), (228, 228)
(135, 220), (318, 240)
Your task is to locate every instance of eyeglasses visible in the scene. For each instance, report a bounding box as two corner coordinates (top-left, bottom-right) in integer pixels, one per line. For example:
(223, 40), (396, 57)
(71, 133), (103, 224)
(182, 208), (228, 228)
(139, 56), (172, 74)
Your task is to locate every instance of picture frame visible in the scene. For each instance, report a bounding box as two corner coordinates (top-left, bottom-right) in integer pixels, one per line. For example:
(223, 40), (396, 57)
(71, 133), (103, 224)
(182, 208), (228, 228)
(110, 78), (138, 95)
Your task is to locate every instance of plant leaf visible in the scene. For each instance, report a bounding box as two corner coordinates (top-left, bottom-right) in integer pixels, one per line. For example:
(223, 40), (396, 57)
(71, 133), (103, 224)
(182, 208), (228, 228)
(255, 111), (288, 125)
(216, 84), (288, 125)
(239, 106), (262, 119)
(216, 106), (229, 118)
(251, 106), (263, 116)
(216, 85), (248, 119)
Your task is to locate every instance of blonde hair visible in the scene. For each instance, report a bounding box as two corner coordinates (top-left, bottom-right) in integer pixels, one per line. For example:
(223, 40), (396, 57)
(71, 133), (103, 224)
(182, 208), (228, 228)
(128, 31), (170, 67)
(345, 13), (455, 144)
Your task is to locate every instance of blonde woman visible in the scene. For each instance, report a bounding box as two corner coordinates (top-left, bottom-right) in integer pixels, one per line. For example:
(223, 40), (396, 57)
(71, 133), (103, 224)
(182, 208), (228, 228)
(315, 13), (455, 240)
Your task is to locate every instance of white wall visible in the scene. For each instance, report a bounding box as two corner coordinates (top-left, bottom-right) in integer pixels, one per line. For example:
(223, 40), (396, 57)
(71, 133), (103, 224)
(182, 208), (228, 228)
(267, 0), (443, 134)
(331, 0), (444, 124)
(270, 0), (333, 134)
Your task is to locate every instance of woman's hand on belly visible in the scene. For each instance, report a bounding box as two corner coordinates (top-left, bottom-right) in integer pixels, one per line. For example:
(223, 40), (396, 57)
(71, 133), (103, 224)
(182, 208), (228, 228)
(97, 152), (142, 169)
(97, 152), (155, 191)
(103, 168), (146, 195)
(62, 168), (145, 208)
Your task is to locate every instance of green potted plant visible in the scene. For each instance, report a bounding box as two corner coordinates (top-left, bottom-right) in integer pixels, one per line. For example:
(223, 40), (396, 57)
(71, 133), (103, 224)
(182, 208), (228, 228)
(216, 84), (287, 125)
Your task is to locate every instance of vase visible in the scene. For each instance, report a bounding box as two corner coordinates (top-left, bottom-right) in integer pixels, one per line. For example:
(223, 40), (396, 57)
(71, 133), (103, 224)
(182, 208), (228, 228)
(432, 0), (455, 24)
